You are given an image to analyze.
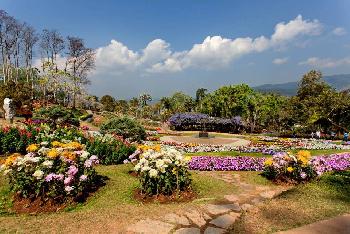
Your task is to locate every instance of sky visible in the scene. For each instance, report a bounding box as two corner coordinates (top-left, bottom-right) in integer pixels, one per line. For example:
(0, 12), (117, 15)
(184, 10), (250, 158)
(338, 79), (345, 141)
(1, 0), (350, 99)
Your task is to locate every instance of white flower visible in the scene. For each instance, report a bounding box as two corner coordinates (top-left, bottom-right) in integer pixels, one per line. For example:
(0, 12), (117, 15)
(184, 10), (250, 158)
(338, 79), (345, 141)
(80, 151), (90, 159)
(141, 166), (151, 172)
(40, 141), (49, 146)
(134, 164), (141, 171)
(33, 170), (44, 179)
(4, 169), (12, 175)
(149, 169), (158, 178)
(43, 160), (53, 168)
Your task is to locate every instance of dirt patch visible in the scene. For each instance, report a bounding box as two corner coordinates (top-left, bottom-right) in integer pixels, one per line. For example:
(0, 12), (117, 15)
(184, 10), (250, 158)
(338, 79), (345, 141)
(133, 189), (197, 203)
(12, 196), (70, 214)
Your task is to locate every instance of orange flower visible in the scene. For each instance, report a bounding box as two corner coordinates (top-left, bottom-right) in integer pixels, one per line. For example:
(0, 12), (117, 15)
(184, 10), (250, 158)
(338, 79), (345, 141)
(26, 144), (39, 152)
(4, 153), (21, 166)
(62, 151), (76, 161)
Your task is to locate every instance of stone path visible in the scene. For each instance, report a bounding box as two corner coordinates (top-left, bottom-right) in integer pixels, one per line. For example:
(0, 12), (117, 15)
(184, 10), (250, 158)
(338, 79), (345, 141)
(126, 172), (289, 234)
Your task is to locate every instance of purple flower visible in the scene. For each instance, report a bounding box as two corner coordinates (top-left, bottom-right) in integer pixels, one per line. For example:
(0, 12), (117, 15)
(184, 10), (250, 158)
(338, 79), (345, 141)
(64, 176), (73, 185)
(300, 172), (307, 179)
(79, 175), (88, 181)
(67, 165), (78, 176)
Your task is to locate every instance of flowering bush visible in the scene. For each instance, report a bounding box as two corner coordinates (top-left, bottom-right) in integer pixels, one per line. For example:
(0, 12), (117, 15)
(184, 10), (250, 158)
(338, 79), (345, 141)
(0, 141), (100, 200)
(311, 153), (350, 175)
(132, 147), (192, 196)
(86, 134), (136, 165)
(0, 126), (40, 155)
(262, 151), (316, 183)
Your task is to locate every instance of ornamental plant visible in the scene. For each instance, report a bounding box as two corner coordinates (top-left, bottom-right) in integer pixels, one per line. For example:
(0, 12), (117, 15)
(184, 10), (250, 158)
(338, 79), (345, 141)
(100, 117), (146, 142)
(262, 150), (316, 183)
(132, 146), (192, 196)
(0, 141), (100, 200)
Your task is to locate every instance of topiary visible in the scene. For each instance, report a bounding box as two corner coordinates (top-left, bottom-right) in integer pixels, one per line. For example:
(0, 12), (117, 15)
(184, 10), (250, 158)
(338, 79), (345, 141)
(100, 117), (146, 142)
(33, 105), (80, 129)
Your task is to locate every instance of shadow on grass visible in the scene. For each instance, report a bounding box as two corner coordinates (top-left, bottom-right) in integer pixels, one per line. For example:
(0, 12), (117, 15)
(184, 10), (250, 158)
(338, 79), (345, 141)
(231, 171), (350, 233)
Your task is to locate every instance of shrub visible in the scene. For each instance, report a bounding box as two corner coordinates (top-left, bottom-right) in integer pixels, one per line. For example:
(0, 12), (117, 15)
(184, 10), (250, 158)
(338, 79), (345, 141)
(34, 106), (80, 128)
(262, 150), (316, 183)
(168, 113), (243, 133)
(132, 146), (192, 196)
(0, 127), (39, 155)
(100, 117), (146, 142)
(86, 135), (136, 165)
(0, 141), (100, 200)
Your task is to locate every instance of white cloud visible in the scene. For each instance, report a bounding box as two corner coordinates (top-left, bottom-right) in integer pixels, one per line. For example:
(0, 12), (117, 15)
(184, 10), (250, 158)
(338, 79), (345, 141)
(299, 57), (350, 68)
(332, 27), (347, 36)
(273, 57), (288, 65)
(92, 15), (323, 75)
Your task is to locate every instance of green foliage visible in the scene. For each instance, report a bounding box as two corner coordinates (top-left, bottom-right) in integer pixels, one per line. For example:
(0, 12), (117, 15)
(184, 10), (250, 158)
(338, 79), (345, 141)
(34, 105), (80, 128)
(100, 117), (146, 142)
(0, 127), (39, 155)
(86, 136), (136, 165)
(100, 95), (115, 112)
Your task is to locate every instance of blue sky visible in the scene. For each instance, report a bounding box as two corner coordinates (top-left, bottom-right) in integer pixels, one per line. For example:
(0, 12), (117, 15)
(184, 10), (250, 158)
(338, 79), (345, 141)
(2, 0), (350, 98)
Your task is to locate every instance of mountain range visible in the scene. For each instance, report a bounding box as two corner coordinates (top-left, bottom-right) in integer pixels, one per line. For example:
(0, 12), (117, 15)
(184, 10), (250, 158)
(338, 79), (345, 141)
(254, 74), (350, 96)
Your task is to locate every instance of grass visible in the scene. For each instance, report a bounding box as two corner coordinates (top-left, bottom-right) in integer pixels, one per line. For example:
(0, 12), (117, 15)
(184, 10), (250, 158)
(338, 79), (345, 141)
(230, 170), (350, 233)
(0, 164), (240, 232)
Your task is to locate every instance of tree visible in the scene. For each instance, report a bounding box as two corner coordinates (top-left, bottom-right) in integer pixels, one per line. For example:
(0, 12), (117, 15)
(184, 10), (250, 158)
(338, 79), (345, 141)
(65, 36), (95, 108)
(139, 93), (152, 107)
(100, 95), (115, 112)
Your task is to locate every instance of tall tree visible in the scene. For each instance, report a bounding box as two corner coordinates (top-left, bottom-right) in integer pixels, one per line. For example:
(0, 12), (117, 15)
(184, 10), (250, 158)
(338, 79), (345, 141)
(65, 36), (95, 108)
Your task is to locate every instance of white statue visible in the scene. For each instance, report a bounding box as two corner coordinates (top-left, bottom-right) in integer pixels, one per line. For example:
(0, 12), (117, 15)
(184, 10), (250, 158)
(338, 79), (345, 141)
(3, 98), (15, 123)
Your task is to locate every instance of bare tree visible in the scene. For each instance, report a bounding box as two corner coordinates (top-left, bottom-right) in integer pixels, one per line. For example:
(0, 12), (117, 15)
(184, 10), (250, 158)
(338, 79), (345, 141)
(65, 36), (95, 108)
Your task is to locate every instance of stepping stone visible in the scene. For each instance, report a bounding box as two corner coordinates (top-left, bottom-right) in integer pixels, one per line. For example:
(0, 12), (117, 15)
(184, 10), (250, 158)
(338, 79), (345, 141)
(260, 191), (275, 199)
(224, 194), (239, 202)
(164, 213), (190, 226)
(204, 227), (225, 234)
(241, 203), (253, 211)
(251, 197), (264, 205)
(255, 185), (270, 191)
(210, 214), (238, 229)
(185, 210), (208, 227)
(127, 219), (175, 234)
(174, 228), (201, 234)
(205, 203), (241, 215)
(229, 212), (241, 219)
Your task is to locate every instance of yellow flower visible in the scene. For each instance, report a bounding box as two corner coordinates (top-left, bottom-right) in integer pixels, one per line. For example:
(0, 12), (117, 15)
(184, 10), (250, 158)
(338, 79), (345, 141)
(47, 148), (59, 159)
(51, 141), (62, 148)
(27, 144), (39, 152)
(65, 142), (83, 150)
(4, 153), (21, 166)
(264, 158), (273, 166)
(172, 167), (177, 175)
(185, 156), (192, 162)
(297, 150), (311, 166)
(287, 167), (294, 173)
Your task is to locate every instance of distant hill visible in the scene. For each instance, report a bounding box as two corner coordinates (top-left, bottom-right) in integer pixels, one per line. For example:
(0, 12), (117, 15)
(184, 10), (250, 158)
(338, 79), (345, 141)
(254, 74), (350, 96)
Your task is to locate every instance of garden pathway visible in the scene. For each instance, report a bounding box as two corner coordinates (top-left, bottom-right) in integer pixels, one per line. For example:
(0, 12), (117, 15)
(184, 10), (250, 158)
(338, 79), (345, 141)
(126, 172), (289, 234)
(160, 135), (250, 147)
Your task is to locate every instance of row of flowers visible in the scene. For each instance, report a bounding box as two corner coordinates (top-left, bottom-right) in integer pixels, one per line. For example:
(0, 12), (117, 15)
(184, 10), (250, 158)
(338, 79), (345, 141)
(157, 137), (350, 154)
(187, 151), (350, 178)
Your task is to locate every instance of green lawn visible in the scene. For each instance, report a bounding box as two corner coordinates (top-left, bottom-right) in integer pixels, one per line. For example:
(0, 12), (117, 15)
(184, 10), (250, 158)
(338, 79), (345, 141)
(0, 164), (240, 232)
(231, 171), (350, 233)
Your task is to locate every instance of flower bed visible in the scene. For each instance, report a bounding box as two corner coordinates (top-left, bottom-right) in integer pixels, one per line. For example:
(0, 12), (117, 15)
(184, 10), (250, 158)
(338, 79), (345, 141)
(129, 146), (192, 197)
(188, 156), (265, 171)
(1, 141), (100, 203)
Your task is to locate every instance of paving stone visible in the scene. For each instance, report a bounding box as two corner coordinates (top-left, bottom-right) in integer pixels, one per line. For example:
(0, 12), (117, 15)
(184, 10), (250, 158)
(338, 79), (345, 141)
(174, 227), (201, 234)
(164, 213), (190, 226)
(229, 212), (241, 219)
(255, 185), (270, 191)
(127, 219), (175, 234)
(241, 203), (253, 211)
(205, 203), (241, 215)
(251, 197), (264, 205)
(224, 194), (239, 203)
(204, 227), (225, 234)
(210, 214), (238, 229)
(185, 210), (207, 227)
(260, 191), (276, 199)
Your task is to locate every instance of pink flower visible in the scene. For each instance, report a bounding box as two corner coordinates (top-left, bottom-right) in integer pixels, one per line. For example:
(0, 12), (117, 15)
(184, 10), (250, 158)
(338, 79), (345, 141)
(79, 175), (88, 181)
(64, 176), (73, 185)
